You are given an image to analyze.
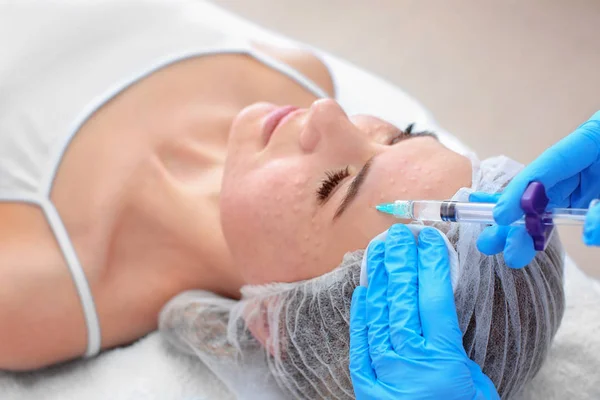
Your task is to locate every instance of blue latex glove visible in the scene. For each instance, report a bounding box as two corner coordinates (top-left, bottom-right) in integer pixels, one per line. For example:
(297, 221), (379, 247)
(473, 111), (600, 268)
(584, 200), (600, 246)
(349, 224), (499, 400)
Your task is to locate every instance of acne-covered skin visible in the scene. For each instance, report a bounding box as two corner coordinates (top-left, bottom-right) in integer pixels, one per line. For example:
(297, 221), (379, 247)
(220, 99), (472, 284)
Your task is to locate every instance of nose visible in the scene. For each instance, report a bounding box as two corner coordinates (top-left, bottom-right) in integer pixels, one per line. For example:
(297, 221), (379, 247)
(300, 99), (363, 153)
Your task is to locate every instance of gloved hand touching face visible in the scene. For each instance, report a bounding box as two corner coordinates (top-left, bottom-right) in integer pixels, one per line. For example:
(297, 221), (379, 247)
(349, 224), (499, 400)
(472, 111), (600, 268)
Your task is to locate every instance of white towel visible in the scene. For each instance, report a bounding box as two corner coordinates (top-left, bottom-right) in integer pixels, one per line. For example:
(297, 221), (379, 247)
(0, 333), (233, 400)
(520, 256), (600, 400)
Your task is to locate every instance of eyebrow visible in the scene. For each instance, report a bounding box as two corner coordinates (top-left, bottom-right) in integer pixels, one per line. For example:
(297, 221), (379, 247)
(333, 156), (375, 220)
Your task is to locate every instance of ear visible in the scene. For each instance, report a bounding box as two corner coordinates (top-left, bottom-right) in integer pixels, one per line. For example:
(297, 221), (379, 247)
(242, 296), (282, 358)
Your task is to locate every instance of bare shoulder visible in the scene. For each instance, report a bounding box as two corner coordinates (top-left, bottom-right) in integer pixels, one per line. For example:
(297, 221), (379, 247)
(0, 203), (47, 248)
(251, 42), (335, 98)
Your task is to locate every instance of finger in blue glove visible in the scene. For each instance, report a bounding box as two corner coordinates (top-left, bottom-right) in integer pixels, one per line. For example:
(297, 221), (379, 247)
(349, 287), (376, 386)
(584, 200), (600, 246)
(365, 239), (392, 358)
(417, 228), (463, 348)
(384, 224), (422, 350)
(470, 192), (536, 268)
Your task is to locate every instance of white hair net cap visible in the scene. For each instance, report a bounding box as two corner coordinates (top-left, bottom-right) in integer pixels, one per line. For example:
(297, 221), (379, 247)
(159, 156), (565, 400)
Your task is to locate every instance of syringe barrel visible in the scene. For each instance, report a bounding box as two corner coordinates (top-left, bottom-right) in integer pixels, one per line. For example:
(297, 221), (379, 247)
(408, 201), (585, 226)
(442, 201), (496, 223)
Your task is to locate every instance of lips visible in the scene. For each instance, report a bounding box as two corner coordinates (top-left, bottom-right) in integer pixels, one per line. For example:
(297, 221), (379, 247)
(262, 105), (299, 145)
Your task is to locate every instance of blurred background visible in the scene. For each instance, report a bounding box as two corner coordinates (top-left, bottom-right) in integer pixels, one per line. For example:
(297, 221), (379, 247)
(212, 0), (600, 276)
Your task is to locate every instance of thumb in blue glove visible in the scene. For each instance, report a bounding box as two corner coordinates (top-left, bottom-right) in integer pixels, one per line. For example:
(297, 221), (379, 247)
(469, 192), (536, 269)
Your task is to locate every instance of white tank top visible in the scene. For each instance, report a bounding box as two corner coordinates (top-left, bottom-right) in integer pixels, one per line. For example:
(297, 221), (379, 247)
(0, 0), (328, 358)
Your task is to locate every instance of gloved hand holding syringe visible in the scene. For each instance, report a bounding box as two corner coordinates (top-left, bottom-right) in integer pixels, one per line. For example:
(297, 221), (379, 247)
(376, 199), (589, 226)
(376, 181), (596, 253)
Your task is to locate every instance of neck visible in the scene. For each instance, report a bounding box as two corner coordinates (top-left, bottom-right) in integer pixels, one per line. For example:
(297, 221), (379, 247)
(106, 107), (246, 301)
(97, 183), (243, 348)
(108, 188), (243, 299)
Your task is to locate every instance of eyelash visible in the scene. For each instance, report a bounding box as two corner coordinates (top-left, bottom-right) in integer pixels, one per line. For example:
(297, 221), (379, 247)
(386, 123), (411, 145)
(389, 123), (438, 144)
(317, 166), (350, 204)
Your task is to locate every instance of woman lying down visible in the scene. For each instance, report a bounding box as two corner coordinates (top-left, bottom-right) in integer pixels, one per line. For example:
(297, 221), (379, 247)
(0, 1), (563, 398)
(160, 154), (564, 399)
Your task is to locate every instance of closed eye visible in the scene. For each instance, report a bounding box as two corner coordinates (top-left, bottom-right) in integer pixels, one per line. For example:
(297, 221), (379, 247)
(388, 123), (438, 145)
(316, 123), (439, 213)
(316, 166), (350, 204)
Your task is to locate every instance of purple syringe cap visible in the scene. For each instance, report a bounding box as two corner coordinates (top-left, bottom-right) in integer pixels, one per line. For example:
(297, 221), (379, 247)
(520, 181), (555, 251)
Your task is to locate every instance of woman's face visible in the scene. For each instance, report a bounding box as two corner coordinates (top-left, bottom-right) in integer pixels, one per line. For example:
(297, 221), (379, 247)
(221, 99), (472, 284)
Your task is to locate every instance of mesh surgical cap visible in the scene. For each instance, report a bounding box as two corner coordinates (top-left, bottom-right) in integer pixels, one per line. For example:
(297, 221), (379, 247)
(159, 156), (565, 400)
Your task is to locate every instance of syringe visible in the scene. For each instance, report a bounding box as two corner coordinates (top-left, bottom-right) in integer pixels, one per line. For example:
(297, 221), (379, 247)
(375, 200), (588, 226)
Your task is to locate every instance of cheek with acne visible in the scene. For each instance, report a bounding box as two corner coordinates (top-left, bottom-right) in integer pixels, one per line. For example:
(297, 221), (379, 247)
(370, 170), (411, 204)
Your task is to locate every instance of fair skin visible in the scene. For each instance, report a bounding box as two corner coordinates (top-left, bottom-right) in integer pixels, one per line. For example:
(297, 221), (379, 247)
(0, 43), (470, 370)
(221, 100), (472, 284)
